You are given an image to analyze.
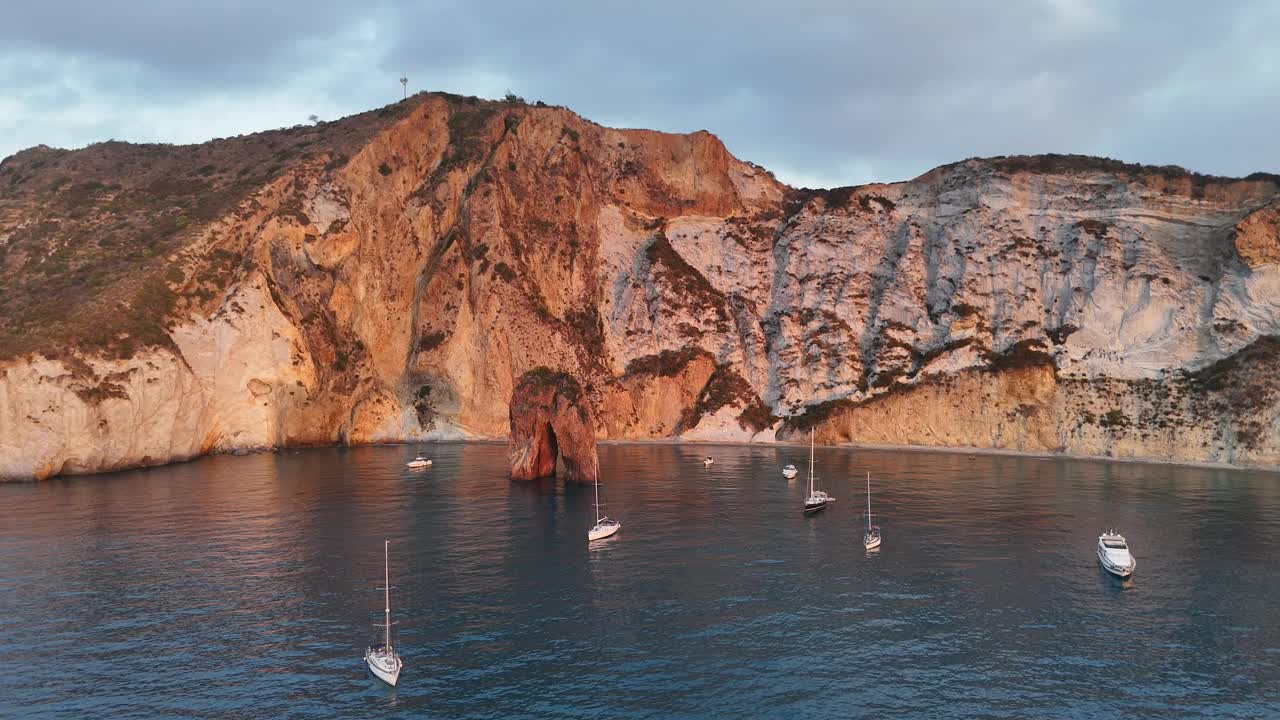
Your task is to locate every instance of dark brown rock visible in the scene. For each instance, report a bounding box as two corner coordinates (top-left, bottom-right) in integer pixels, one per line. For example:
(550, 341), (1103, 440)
(508, 367), (599, 482)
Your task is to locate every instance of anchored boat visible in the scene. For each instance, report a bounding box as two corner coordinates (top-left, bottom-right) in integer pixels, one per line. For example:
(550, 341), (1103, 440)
(802, 430), (833, 513)
(364, 539), (404, 686)
(1097, 531), (1136, 579)
(588, 471), (621, 542)
(863, 472), (881, 550)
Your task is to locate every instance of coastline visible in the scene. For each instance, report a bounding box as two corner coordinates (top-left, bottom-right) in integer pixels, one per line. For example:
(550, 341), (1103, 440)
(8, 434), (1277, 483)
(593, 437), (1280, 475)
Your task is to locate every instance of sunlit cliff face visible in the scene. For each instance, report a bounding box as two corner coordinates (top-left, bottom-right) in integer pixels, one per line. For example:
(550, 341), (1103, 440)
(1, 94), (1278, 480)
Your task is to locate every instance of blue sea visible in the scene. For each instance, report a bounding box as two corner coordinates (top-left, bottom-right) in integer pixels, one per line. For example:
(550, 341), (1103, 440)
(1, 443), (1278, 718)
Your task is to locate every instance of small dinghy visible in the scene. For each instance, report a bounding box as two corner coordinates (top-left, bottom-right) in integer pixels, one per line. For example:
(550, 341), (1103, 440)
(405, 455), (431, 469)
(1097, 531), (1136, 579)
(782, 464), (798, 479)
(802, 430), (833, 513)
(862, 472), (881, 550)
(365, 540), (404, 686)
(588, 471), (621, 542)
(703, 457), (715, 467)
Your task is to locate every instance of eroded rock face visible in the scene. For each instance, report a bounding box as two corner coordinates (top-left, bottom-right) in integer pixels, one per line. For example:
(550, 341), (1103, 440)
(2, 95), (1280, 480)
(1234, 199), (1280, 269)
(508, 368), (599, 482)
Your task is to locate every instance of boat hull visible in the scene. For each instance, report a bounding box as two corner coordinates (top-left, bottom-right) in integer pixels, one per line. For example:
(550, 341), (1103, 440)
(803, 501), (829, 514)
(589, 522), (621, 542)
(864, 536), (881, 550)
(1097, 549), (1135, 578)
(782, 470), (797, 479)
(365, 650), (402, 686)
(367, 659), (400, 686)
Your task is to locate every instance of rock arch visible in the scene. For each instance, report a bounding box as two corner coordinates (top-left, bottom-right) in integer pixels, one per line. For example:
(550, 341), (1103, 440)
(508, 367), (599, 482)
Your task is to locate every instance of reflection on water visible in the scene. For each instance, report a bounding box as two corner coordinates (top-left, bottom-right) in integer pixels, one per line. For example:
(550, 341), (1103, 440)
(1, 443), (1279, 718)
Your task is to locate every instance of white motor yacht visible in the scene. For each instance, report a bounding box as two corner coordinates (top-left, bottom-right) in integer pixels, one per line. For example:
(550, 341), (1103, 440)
(405, 455), (431, 469)
(703, 457), (715, 467)
(782, 464), (798, 479)
(1097, 531), (1136, 579)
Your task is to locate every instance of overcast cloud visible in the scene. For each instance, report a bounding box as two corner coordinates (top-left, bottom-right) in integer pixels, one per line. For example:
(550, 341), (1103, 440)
(2, 0), (1278, 187)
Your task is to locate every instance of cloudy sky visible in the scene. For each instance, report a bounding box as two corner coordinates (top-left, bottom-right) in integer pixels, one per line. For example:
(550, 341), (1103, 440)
(2, 1), (1278, 187)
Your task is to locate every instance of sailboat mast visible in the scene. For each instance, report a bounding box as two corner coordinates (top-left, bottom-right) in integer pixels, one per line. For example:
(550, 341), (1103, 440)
(866, 472), (872, 530)
(383, 539), (392, 651)
(808, 428), (815, 495)
(594, 474), (601, 523)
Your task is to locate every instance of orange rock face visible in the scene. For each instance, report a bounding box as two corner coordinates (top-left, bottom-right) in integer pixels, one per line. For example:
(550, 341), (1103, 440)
(1234, 199), (1280, 269)
(508, 368), (599, 483)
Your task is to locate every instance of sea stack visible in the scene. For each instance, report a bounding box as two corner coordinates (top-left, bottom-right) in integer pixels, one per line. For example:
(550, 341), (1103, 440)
(508, 367), (599, 482)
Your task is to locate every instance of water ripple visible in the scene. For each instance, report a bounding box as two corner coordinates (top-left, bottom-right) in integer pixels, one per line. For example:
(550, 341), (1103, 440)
(1, 443), (1278, 718)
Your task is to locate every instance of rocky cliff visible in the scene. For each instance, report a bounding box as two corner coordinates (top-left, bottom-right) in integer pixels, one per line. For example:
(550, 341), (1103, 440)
(2, 93), (1278, 480)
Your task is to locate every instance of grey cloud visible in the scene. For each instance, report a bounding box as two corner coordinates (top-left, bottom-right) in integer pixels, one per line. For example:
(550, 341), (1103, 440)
(0, 1), (363, 91)
(2, 1), (1278, 187)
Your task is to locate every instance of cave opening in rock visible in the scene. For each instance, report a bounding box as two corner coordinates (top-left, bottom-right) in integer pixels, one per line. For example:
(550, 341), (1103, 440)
(543, 421), (559, 476)
(508, 367), (599, 482)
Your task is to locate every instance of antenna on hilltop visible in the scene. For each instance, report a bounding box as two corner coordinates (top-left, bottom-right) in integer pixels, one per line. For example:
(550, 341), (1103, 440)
(400, 76), (408, 100)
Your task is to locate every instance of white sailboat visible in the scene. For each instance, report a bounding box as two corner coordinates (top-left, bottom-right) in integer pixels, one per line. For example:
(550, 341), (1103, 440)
(803, 429), (833, 513)
(364, 539), (404, 686)
(863, 471), (881, 550)
(588, 472), (621, 542)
